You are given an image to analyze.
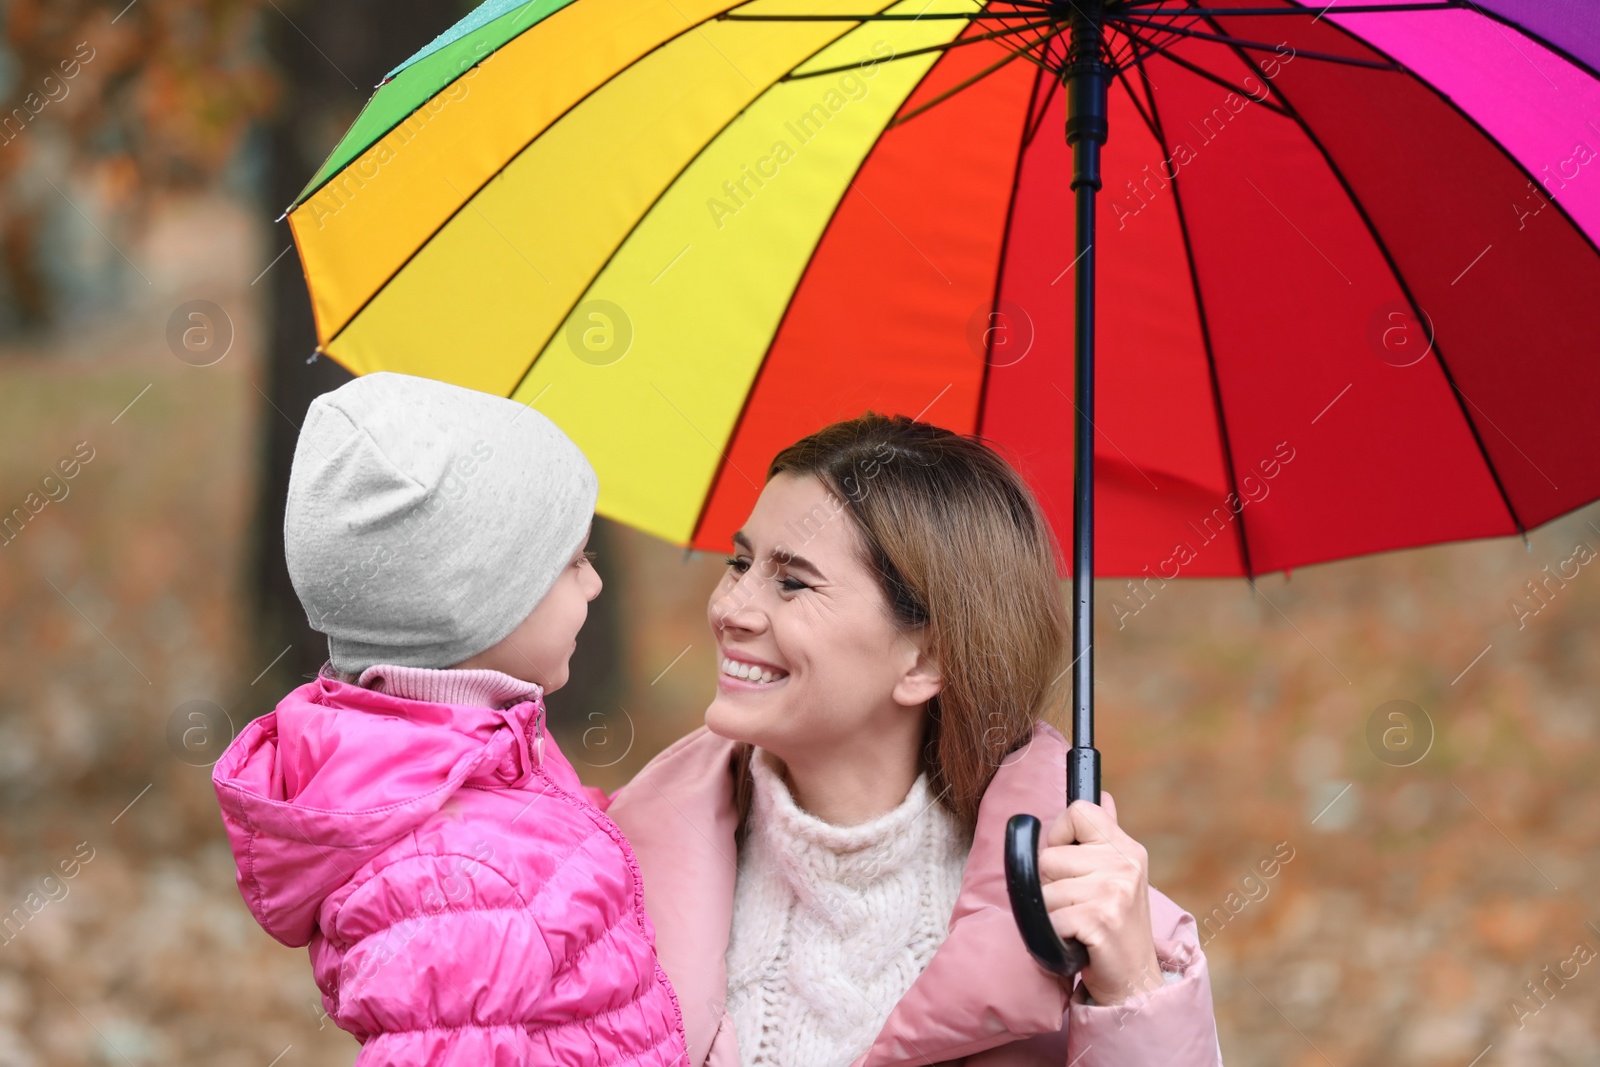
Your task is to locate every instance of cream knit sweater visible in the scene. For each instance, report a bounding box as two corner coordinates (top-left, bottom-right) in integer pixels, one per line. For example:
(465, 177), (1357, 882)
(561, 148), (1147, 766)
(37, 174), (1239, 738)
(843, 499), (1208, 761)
(725, 749), (973, 1067)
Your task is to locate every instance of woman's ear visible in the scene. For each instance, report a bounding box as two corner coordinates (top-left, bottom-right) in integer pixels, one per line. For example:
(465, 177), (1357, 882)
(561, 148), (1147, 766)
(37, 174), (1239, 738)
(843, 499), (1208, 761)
(891, 640), (943, 708)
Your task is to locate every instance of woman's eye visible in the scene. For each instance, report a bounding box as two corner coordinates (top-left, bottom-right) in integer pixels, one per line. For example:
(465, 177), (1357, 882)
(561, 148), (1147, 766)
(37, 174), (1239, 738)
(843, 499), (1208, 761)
(724, 555), (805, 592)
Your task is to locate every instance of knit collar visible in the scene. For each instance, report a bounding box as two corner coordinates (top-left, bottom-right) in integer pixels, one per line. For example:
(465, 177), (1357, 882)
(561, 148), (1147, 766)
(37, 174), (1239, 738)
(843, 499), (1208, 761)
(746, 747), (967, 897)
(319, 660), (545, 710)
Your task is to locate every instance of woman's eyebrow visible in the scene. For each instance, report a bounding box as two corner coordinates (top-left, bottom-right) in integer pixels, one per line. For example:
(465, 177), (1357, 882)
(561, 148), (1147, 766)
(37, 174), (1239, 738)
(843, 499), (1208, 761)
(731, 530), (826, 581)
(777, 550), (825, 580)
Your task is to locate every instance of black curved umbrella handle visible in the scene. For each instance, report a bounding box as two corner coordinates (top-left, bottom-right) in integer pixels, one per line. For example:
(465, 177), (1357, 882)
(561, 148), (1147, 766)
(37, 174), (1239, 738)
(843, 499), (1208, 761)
(1004, 745), (1100, 978)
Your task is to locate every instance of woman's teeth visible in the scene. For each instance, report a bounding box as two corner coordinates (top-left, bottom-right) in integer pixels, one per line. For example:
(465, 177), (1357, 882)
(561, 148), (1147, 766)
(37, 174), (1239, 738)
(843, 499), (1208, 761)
(720, 657), (787, 684)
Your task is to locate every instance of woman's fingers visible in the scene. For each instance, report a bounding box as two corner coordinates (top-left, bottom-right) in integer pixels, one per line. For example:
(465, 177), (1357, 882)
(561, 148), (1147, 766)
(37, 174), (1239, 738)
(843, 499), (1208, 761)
(1042, 868), (1146, 914)
(1042, 865), (1165, 1007)
(1044, 793), (1121, 849)
(1035, 795), (1166, 1007)
(1042, 900), (1098, 947)
(1041, 891), (1135, 948)
(1039, 830), (1148, 886)
(1038, 842), (1106, 881)
(1041, 870), (1105, 913)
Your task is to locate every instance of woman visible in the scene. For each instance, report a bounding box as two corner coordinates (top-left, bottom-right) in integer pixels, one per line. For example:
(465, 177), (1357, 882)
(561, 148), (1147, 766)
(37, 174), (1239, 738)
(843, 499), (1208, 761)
(606, 414), (1220, 1066)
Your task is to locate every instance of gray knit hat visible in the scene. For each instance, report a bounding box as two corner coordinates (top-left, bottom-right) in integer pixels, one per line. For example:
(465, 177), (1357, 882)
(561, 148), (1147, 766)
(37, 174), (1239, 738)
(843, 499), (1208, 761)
(284, 371), (598, 674)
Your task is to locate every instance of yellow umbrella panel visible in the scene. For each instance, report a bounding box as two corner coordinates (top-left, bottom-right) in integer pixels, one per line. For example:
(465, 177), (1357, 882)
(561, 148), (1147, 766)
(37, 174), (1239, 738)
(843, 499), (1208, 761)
(289, 0), (981, 545)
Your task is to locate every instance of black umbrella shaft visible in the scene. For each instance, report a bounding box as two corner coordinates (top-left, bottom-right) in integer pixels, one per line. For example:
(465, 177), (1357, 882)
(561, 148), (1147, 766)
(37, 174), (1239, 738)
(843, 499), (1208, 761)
(1065, 4), (1107, 806)
(1000, 0), (1110, 982)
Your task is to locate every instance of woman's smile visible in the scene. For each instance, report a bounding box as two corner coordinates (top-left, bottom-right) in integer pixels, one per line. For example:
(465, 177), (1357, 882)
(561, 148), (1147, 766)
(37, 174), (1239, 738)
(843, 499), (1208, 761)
(704, 472), (935, 762)
(717, 649), (790, 688)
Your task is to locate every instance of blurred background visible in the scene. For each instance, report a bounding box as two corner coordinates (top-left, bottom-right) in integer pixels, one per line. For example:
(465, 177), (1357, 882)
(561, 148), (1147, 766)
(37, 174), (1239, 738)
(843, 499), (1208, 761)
(0, 2), (1596, 1064)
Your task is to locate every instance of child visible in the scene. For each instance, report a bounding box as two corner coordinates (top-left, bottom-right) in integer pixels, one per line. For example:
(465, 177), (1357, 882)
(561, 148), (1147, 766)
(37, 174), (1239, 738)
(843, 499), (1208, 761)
(212, 372), (687, 1065)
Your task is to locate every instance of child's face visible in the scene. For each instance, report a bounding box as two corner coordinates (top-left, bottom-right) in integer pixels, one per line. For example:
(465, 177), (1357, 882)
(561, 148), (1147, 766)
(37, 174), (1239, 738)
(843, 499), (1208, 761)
(453, 522), (601, 691)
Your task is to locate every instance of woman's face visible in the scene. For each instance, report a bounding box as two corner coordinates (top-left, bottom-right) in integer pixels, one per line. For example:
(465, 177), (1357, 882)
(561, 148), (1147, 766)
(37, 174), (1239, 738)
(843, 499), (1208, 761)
(705, 473), (941, 767)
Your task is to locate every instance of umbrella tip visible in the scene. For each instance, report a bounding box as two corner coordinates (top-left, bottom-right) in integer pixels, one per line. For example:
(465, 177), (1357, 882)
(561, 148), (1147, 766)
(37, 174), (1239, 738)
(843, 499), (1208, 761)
(306, 347), (322, 364)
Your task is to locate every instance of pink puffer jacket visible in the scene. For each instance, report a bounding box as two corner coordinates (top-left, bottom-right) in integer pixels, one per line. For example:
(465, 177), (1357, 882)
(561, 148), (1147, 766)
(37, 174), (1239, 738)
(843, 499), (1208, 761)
(212, 672), (687, 1066)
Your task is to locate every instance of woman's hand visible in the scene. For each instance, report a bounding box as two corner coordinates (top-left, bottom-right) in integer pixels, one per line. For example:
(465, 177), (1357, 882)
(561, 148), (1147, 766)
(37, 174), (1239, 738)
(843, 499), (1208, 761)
(1038, 791), (1166, 1007)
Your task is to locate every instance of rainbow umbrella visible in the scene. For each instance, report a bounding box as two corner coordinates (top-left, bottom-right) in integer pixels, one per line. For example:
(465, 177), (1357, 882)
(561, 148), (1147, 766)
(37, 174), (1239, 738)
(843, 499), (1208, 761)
(286, 0), (1600, 975)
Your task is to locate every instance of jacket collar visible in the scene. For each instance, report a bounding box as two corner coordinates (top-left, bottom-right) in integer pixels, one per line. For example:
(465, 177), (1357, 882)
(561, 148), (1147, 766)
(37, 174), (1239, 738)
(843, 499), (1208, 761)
(605, 723), (1075, 1067)
(211, 673), (546, 947)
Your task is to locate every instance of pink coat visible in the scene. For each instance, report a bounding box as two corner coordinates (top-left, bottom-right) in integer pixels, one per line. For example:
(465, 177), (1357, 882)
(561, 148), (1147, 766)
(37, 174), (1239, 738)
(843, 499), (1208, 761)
(212, 674), (687, 1066)
(604, 723), (1222, 1066)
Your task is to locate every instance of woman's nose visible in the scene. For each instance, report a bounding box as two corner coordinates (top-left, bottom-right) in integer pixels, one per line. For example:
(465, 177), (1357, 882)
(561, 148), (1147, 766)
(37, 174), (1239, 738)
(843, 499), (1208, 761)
(710, 577), (766, 633)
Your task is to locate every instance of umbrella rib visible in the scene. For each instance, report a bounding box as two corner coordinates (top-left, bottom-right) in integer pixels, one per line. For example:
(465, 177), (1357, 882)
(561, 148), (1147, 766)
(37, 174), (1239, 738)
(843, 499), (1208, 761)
(1110, 18), (1162, 72)
(719, 10), (1051, 20)
(1309, 5), (1600, 266)
(1123, 2), (1462, 14)
(1454, 0), (1600, 84)
(311, 5), (819, 349)
(1114, 24), (1157, 90)
(681, 19), (985, 546)
(974, 60), (1048, 440)
(1114, 23), (1293, 118)
(1108, 40), (1163, 145)
(1011, 14), (1069, 71)
(1022, 58), (1064, 146)
(985, 19), (1071, 78)
(780, 17), (1056, 82)
(1198, 11), (1529, 535)
(1103, 21), (1140, 80)
(496, 21), (893, 400)
(1119, 14), (1404, 71)
(293, 0), (636, 212)
(887, 24), (1065, 129)
(1136, 57), (1259, 580)
(1111, 7), (1192, 60)
(1234, 10), (1565, 533)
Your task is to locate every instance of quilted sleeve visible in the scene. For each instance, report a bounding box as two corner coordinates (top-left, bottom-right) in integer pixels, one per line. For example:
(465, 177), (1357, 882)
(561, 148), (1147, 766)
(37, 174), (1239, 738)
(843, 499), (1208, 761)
(1062, 888), (1223, 1066)
(324, 850), (556, 1067)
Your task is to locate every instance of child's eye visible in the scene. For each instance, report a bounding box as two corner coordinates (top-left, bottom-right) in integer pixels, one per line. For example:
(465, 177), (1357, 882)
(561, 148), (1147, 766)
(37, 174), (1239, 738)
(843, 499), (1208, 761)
(578, 550), (597, 567)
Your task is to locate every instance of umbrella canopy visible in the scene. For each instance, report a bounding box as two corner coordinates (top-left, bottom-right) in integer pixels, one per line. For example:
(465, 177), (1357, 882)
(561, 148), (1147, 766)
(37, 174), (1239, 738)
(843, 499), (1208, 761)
(285, 0), (1600, 981)
(287, 0), (1600, 579)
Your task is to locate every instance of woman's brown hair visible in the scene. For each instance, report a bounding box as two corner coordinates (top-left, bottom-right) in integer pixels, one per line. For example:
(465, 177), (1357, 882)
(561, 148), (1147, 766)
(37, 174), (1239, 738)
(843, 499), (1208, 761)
(732, 413), (1068, 830)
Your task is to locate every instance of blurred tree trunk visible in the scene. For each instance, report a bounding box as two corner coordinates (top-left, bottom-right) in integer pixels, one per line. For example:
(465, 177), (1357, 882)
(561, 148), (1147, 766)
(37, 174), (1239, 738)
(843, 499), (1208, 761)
(251, 0), (624, 730)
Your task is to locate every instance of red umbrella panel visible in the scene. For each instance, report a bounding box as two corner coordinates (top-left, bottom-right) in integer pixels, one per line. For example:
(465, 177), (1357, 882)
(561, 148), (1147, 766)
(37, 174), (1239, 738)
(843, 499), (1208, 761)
(691, 6), (1600, 578)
